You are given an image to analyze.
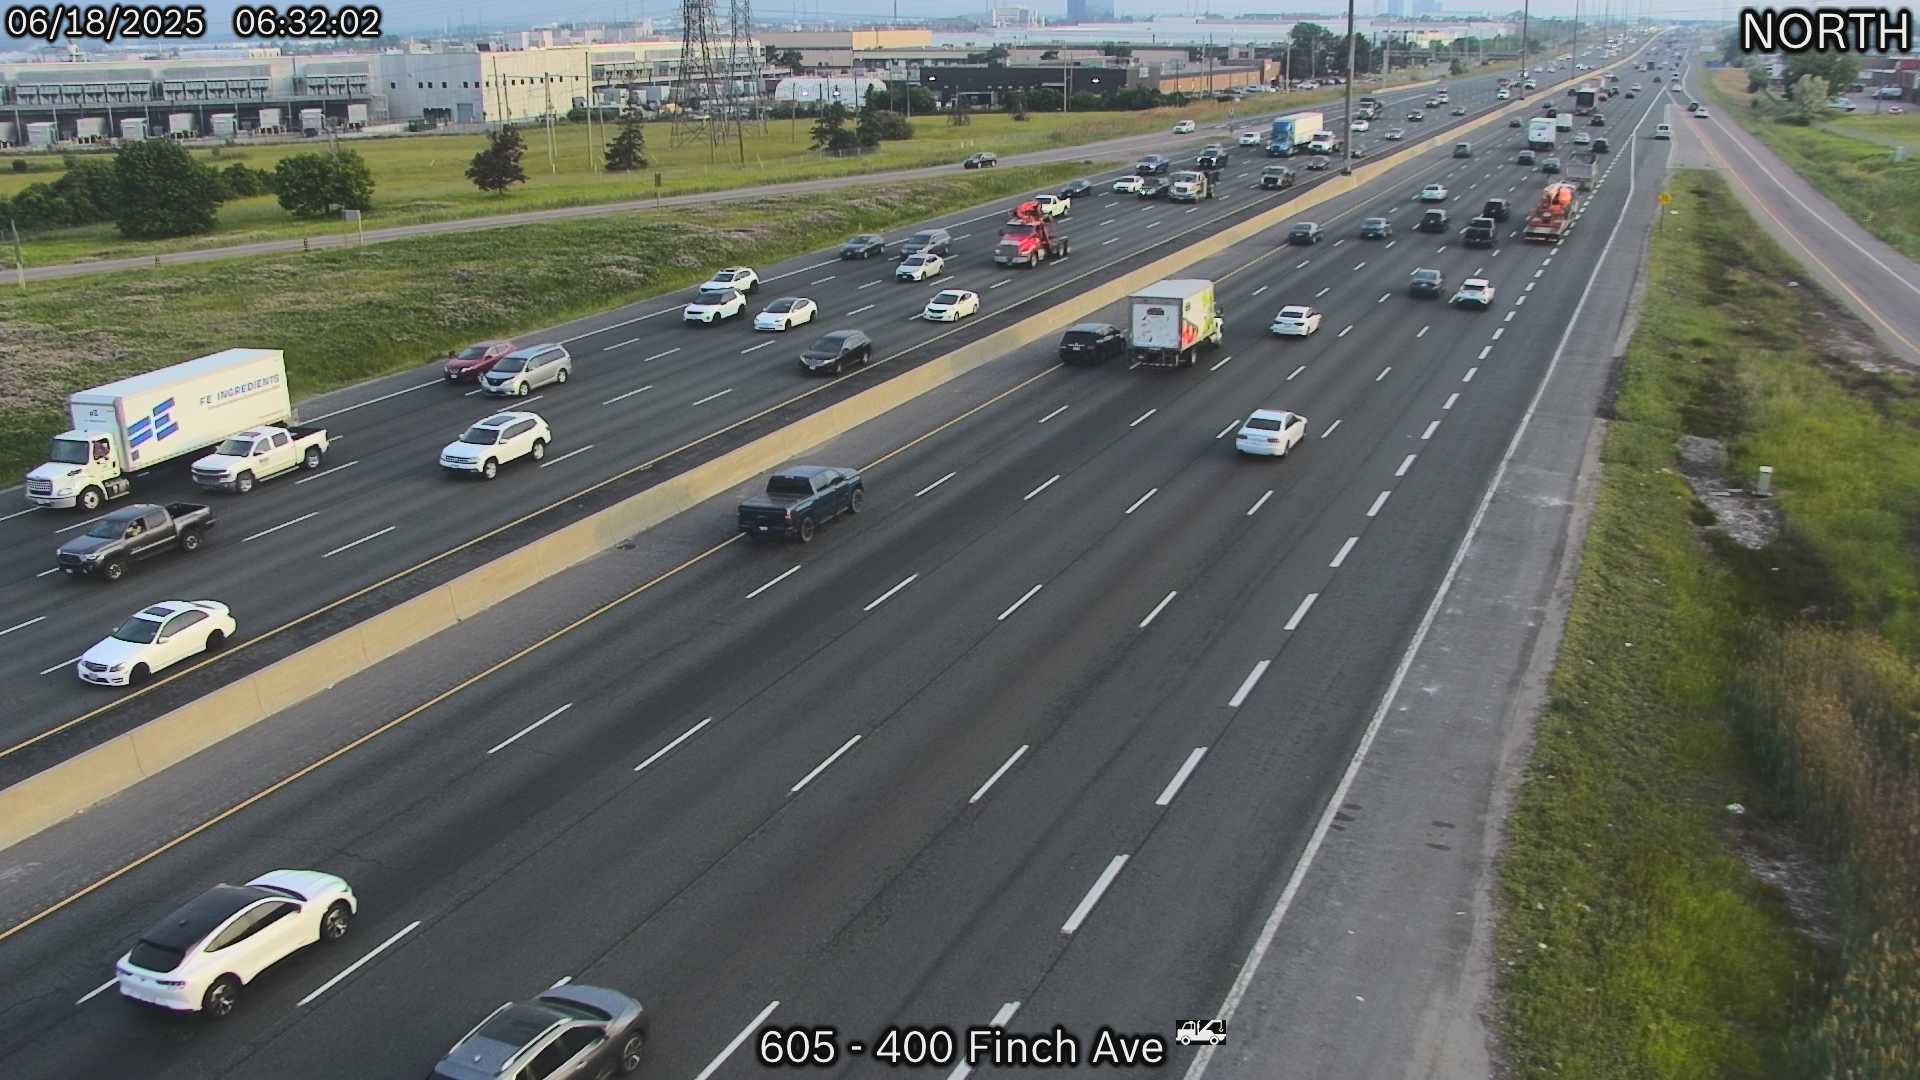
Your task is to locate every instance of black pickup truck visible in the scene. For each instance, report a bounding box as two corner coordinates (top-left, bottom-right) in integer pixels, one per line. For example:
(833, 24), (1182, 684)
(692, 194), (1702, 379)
(737, 466), (864, 543)
(56, 502), (215, 581)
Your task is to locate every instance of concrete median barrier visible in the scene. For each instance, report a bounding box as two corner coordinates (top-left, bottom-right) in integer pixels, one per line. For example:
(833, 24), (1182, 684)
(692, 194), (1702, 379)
(0, 50), (1650, 853)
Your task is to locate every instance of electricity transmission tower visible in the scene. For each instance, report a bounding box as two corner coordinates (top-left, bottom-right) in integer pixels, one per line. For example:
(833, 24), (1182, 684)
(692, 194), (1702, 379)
(672, 0), (765, 156)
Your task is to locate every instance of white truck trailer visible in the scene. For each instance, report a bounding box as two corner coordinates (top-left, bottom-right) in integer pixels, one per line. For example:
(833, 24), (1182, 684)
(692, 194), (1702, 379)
(1527, 117), (1558, 151)
(24, 349), (293, 511)
(1129, 279), (1225, 368)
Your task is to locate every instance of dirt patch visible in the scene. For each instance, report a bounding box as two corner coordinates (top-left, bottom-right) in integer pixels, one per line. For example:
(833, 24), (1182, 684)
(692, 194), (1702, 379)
(1674, 434), (1782, 551)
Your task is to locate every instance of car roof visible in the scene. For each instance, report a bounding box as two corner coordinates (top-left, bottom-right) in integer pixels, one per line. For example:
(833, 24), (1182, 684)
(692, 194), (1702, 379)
(767, 296), (805, 306)
(1247, 408), (1295, 423)
(475, 411), (538, 428)
(776, 465), (850, 480)
(1464, 278), (1492, 288)
(693, 289), (739, 302)
(1278, 306), (1311, 315)
(1413, 267), (1442, 277)
(100, 503), (161, 523)
(505, 343), (561, 357)
(134, 600), (198, 619)
(932, 289), (969, 299)
(141, 883), (278, 950)
(452, 1002), (568, 1074)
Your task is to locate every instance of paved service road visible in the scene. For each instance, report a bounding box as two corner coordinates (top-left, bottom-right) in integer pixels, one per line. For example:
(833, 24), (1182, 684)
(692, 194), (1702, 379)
(17, 82), (1451, 283)
(0, 63), (1591, 786)
(1674, 64), (1920, 366)
(0, 38), (1673, 1080)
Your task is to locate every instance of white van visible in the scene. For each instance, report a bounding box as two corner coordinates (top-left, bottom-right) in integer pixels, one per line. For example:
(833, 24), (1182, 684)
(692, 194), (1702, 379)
(1653, 123), (1672, 140)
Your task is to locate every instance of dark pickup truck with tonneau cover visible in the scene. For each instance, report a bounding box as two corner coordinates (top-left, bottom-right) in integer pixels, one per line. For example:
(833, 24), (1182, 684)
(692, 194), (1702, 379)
(738, 466), (864, 543)
(56, 502), (214, 581)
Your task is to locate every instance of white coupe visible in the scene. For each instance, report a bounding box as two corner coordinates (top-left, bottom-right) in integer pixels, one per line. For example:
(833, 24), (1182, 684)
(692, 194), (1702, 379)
(922, 289), (981, 322)
(78, 599), (235, 686)
(116, 869), (357, 1017)
(1235, 409), (1309, 458)
(753, 296), (818, 332)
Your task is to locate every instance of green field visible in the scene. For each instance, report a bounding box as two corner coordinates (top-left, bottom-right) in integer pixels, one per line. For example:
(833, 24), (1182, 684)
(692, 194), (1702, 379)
(1496, 170), (1920, 1077)
(0, 161), (1085, 480)
(0, 71), (1463, 266)
(1704, 68), (1920, 262)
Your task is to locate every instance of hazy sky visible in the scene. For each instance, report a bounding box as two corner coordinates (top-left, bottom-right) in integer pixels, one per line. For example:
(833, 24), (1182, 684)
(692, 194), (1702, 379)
(175, 0), (1735, 36)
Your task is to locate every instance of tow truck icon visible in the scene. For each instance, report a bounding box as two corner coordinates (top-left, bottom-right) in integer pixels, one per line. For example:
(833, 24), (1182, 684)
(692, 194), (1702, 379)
(1175, 1019), (1228, 1045)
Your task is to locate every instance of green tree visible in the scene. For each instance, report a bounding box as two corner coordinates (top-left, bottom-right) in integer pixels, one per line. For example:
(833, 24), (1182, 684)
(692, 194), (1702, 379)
(1792, 74), (1831, 120)
(1744, 60), (1769, 93)
(762, 46), (804, 73)
(111, 138), (222, 239)
(949, 95), (971, 126)
(905, 85), (936, 114)
(220, 161), (271, 197)
(7, 182), (71, 229)
(810, 103), (858, 154)
(1008, 89), (1029, 120)
(603, 113), (649, 171)
(273, 150), (374, 217)
(864, 85), (892, 111)
(1449, 57), (1468, 76)
(56, 158), (122, 222)
(467, 125), (528, 193)
(1785, 53), (1859, 96)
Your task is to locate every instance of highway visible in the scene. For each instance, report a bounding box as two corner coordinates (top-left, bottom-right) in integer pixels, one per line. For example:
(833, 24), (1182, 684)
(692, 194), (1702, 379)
(0, 61), (1593, 786)
(0, 35), (1674, 1079)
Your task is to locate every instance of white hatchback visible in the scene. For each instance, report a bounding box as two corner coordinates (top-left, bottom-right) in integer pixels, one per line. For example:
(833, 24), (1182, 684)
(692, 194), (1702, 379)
(78, 599), (236, 686)
(440, 410), (551, 479)
(116, 869), (356, 1017)
(1268, 305), (1323, 336)
(1235, 409), (1308, 458)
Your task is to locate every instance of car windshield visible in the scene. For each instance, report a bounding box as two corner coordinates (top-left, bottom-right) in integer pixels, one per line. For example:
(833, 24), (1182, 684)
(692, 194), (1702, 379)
(492, 356), (529, 373)
(461, 426), (503, 445)
(212, 436), (254, 456)
(1245, 416), (1286, 431)
(455, 345), (493, 360)
(813, 335), (850, 352)
(767, 299), (795, 313)
(48, 438), (92, 465)
(850, 235), (880, 245)
(1414, 270), (1441, 283)
(697, 291), (738, 305)
(1363, 218), (1386, 228)
(933, 292), (964, 304)
(112, 615), (165, 644)
(907, 232), (935, 244)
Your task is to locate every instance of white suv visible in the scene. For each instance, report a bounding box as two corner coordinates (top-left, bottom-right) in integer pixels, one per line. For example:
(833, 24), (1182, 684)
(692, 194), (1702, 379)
(441, 411), (552, 479)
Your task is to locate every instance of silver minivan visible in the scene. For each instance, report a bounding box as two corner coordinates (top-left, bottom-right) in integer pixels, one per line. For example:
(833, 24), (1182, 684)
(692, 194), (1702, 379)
(482, 344), (573, 396)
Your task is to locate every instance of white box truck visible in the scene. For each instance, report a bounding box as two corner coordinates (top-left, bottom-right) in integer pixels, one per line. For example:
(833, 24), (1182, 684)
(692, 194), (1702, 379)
(75, 116), (106, 140)
(120, 117), (147, 141)
(1129, 279), (1224, 368)
(168, 112), (196, 137)
(300, 108), (326, 134)
(347, 103), (369, 128)
(1554, 112), (1574, 133)
(211, 112), (238, 137)
(1527, 117), (1558, 150)
(258, 107), (283, 132)
(24, 349), (293, 511)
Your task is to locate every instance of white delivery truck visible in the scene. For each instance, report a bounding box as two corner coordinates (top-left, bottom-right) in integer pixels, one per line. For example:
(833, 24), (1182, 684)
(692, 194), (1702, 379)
(1129, 279), (1224, 368)
(24, 348), (293, 511)
(1554, 112), (1574, 133)
(1528, 117), (1558, 150)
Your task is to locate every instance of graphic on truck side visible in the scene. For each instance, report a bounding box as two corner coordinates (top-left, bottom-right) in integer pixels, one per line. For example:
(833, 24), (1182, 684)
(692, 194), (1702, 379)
(126, 398), (178, 457)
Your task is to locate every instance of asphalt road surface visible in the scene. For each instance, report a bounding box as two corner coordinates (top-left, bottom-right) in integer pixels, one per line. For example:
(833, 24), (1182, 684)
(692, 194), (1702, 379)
(0, 35), (1675, 1080)
(0, 62), (1599, 786)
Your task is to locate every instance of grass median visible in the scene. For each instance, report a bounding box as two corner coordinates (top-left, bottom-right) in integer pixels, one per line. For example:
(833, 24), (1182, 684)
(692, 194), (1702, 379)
(1496, 170), (1920, 1077)
(0, 161), (1086, 481)
(0, 72), (1462, 267)
(1702, 69), (1920, 262)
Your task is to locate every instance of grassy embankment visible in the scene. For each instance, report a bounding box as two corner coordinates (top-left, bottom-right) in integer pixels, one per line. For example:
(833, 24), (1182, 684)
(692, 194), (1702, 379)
(1497, 170), (1920, 1077)
(0, 162), (1083, 480)
(0, 70), (1462, 266)
(1702, 68), (1920, 261)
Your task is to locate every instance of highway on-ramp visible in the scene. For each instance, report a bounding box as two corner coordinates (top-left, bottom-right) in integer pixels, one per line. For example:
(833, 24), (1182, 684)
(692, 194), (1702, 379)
(0, 37), (1678, 1079)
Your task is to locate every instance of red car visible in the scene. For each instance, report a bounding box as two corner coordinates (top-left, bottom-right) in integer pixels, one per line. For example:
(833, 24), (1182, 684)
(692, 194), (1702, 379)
(443, 340), (517, 382)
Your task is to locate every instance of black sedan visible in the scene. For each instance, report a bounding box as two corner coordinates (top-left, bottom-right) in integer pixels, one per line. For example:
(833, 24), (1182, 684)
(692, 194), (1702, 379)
(962, 152), (998, 169)
(1058, 322), (1127, 365)
(1408, 268), (1446, 297)
(839, 233), (887, 259)
(800, 329), (873, 375)
(1137, 177), (1173, 199)
(1058, 178), (1094, 199)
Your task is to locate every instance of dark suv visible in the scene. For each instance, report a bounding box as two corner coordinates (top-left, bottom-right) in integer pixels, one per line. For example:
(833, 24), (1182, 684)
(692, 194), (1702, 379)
(1483, 197), (1511, 221)
(1196, 145), (1229, 168)
(1359, 217), (1393, 239)
(800, 329), (873, 374)
(429, 985), (648, 1080)
(1417, 208), (1449, 233)
(1058, 322), (1127, 365)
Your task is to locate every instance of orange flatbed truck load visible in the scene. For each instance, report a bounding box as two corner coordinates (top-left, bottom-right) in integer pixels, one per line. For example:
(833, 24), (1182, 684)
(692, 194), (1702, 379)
(1522, 182), (1577, 243)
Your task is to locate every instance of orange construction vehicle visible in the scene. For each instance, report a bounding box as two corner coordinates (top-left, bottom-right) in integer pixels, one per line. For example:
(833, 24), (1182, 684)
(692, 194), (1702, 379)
(1522, 182), (1577, 243)
(993, 200), (1072, 268)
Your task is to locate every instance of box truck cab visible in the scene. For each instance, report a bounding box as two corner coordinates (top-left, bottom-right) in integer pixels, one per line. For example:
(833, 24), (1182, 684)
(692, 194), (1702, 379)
(25, 349), (291, 511)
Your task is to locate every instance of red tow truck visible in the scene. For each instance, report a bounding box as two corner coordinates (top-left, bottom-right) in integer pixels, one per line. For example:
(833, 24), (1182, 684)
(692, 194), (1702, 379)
(993, 200), (1072, 268)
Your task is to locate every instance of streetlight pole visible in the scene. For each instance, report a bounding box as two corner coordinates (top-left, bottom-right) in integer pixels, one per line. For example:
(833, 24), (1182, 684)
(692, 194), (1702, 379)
(1341, 0), (1355, 175)
(1521, 0), (1529, 80)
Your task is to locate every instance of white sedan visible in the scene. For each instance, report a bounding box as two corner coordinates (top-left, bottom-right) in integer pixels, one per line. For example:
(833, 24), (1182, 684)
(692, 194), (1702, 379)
(78, 599), (236, 686)
(684, 289), (747, 323)
(117, 869), (357, 1017)
(1112, 175), (1145, 194)
(1384, 127), (1406, 140)
(1268, 305), (1324, 336)
(1350, 118), (1370, 132)
(1420, 183), (1449, 202)
(753, 296), (818, 331)
(1237, 131), (1262, 146)
(922, 289), (981, 322)
(1235, 409), (1308, 458)
(1452, 277), (1497, 307)
(896, 253), (945, 282)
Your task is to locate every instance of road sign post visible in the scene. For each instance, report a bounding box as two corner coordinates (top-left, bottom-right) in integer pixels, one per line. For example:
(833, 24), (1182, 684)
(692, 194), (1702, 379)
(1657, 189), (1671, 230)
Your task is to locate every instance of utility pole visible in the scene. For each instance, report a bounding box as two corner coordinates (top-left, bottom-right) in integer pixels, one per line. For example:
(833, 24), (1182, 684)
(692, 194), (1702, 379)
(1520, 0), (1528, 79)
(9, 217), (24, 291)
(1340, 0), (1355, 175)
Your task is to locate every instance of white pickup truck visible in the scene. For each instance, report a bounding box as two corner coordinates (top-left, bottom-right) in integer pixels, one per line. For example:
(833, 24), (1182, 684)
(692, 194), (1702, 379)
(190, 425), (330, 493)
(1031, 194), (1070, 219)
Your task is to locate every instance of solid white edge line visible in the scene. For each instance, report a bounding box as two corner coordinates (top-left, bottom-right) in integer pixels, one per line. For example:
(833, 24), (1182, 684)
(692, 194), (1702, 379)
(790, 734), (861, 794)
(969, 744), (1029, 804)
(863, 573), (919, 612)
(1228, 660), (1270, 708)
(1139, 590), (1178, 629)
(320, 525), (397, 559)
(1155, 746), (1210, 807)
(487, 703), (573, 755)
(634, 717), (714, 773)
(1331, 536), (1359, 568)
(914, 471), (957, 497)
(1182, 51), (1660, 1077)
(997, 583), (1044, 622)
(694, 1000), (781, 1080)
(1283, 592), (1319, 631)
(298, 919), (420, 1007)
(294, 459), (359, 485)
(1061, 854), (1129, 935)
(1124, 488), (1158, 515)
(746, 565), (801, 599)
